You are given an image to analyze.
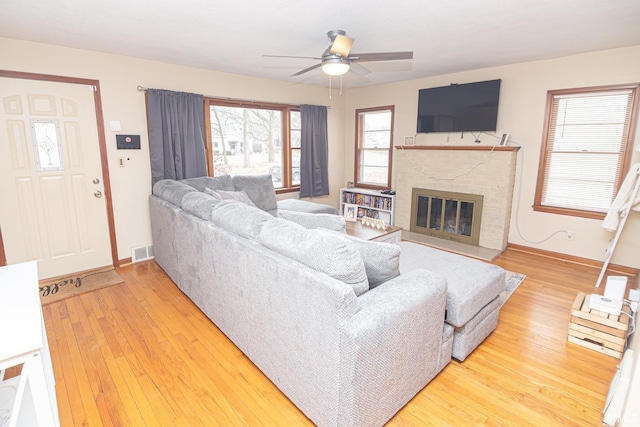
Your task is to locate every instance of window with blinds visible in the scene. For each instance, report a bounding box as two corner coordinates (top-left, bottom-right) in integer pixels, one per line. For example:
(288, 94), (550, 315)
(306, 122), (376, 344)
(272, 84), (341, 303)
(534, 84), (639, 218)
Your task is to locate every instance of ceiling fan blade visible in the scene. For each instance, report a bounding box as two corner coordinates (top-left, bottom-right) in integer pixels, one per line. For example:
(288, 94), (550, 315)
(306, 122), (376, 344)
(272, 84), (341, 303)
(291, 63), (322, 76)
(264, 54), (322, 60)
(350, 51), (414, 62)
(349, 62), (371, 76)
(330, 34), (354, 57)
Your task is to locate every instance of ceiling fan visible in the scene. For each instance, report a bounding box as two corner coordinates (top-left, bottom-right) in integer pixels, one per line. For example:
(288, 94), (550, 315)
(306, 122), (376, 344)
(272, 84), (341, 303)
(264, 29), (413, 77)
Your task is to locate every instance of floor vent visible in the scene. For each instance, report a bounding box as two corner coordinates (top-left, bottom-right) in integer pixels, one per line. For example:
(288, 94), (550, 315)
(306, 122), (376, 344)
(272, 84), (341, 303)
(132, 244), (154, 263)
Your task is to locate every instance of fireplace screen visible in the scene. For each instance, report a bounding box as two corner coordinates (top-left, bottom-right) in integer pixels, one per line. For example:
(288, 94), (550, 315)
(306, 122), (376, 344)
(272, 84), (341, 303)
(411, 188), (483, 245)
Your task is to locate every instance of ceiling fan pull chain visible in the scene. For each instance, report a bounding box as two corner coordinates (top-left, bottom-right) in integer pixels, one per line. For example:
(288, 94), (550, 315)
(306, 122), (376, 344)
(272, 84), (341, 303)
(329, 76), (332, 99)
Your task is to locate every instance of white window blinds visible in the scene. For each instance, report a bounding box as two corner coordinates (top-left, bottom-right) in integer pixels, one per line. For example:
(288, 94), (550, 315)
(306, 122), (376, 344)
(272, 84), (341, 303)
(540, 88), (636, 213)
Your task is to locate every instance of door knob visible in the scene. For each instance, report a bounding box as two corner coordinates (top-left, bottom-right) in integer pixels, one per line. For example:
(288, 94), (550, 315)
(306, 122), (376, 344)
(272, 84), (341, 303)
(93, 178), (100, 184)
(94, 191), (103, 198)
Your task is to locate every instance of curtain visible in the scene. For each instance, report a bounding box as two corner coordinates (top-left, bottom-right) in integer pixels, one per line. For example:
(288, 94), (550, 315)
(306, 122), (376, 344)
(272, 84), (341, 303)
(299, 104), (329, 198)
(147, 89), (208, 186)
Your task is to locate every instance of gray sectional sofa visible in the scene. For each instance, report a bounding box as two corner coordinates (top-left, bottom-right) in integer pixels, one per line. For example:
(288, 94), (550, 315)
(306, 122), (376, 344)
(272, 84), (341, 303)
(149, 174), (506, 426)
(149, 175), (453, 427)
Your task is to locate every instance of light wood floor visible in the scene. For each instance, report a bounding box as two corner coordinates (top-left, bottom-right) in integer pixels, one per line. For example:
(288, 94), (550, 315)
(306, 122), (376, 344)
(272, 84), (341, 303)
(42, 248), (634, 426)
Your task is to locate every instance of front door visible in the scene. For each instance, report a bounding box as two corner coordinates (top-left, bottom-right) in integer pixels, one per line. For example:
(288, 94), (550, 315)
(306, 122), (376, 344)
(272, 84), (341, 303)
(0, 76), (114, 279)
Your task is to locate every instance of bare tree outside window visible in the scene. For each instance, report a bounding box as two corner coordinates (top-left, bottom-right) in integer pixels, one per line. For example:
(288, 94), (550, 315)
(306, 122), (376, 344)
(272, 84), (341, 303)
(206, 99), (300, 191)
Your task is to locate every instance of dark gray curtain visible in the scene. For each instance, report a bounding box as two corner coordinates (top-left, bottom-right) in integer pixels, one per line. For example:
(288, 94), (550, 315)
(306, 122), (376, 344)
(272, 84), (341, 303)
(147, 89), (208, 185)
(299, 104), (329, 198)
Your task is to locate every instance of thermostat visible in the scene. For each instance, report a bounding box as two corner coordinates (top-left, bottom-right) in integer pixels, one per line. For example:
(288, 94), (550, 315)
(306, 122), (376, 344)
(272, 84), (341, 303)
(116, 134), (141, 150)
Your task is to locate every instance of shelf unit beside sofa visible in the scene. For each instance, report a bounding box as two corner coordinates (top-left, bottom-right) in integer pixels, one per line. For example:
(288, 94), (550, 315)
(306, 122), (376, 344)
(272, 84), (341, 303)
(340, 187), (396, 225)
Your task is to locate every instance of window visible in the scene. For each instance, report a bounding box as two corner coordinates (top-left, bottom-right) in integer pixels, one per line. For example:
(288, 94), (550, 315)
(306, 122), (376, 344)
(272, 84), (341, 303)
(534, 84), (639, 218)
(205, 98), (300, 191)
(355, 106), (394, 189)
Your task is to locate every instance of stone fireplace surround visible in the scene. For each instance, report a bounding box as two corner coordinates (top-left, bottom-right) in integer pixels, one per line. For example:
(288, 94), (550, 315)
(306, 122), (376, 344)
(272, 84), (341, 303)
(394, 145), (519, 251)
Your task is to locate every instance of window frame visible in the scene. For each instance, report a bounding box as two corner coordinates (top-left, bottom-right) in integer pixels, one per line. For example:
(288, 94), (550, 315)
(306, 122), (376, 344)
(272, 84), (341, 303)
(354, 105), (395, 190)
(204, 97), (300, 193)
(533, 83), (640, 219)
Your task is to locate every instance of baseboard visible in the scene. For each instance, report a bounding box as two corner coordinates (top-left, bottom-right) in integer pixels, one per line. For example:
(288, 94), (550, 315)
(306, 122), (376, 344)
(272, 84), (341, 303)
(507, 243), (638, 276)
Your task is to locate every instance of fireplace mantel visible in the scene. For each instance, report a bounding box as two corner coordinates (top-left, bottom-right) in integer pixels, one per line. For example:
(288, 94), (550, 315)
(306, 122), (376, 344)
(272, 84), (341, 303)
(395, 145), (520, 152)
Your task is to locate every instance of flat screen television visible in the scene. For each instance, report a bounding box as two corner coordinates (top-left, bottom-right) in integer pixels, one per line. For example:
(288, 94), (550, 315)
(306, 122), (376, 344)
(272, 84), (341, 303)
(416, 79), (501, 133)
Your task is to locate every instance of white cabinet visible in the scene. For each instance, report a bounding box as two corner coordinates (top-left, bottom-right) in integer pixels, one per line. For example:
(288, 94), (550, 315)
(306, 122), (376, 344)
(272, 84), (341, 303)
(340, 187), (396, 225)
(0, 261), (59, 427)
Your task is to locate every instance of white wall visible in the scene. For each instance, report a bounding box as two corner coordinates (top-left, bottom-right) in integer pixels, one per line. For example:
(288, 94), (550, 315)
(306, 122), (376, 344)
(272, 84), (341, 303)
(0, 37), (347, 262)
(346, 45), (640, 268)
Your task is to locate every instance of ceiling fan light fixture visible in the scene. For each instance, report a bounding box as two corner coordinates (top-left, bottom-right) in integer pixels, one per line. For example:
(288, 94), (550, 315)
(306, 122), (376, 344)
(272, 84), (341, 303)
(321, 58), (350, 76)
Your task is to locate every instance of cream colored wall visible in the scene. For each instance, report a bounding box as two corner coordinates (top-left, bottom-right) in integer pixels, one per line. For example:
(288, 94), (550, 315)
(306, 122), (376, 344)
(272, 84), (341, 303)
(0, 37), (347, 262)
(2, 36), (638, 267)
(345, 45), (640, 268)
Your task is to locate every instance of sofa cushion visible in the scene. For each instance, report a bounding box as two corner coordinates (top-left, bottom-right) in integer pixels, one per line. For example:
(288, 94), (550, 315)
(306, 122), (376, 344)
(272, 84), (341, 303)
(152, 179), (172, 196)
(232, 174), (278, 213)
(210, 200), (273, 239)
(277, 198), (338, 215)
(181, 191), (222, 220)
(180, 175), (235, 192)
(398, 241), (505, 327)
(153, 180), (197, 206)
(340, 234), (400, 289)
(215, 190), (257, 207)
(277, 209), (346, 233)
(259, 218), (369, 296)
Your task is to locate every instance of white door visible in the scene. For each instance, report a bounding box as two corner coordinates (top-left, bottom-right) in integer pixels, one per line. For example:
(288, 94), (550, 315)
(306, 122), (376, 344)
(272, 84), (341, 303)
(0, 77), (113, 279)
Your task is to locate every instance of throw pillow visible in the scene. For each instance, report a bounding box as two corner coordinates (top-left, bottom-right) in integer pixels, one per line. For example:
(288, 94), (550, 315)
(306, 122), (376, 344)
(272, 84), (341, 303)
(259, 218), (369, 296)
(203, 187), (223, 200)
(215, 190), (257, 207)
(332, 232), (401, 289)
(180, 175), (235, 192)
(277, 209), (346, 233)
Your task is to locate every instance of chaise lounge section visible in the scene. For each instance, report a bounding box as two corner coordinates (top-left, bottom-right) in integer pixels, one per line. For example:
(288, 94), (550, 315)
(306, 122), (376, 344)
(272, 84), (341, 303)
(398, 241), (505, 361)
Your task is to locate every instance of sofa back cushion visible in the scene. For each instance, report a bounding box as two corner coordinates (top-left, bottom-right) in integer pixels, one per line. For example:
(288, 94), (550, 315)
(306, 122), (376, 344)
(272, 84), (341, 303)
(181, 191), (222, 220)
(277, 209), (346, 233)
(232, 174), (278, 214)
(210, 200), (273, 239)
(152, 180), (197, 206)
(259, 218), (369, 296)
(180, 175), (235, 192)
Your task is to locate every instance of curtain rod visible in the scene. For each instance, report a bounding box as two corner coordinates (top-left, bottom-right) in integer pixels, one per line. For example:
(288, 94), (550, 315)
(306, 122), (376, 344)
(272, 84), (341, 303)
(136, 85), (330, 108)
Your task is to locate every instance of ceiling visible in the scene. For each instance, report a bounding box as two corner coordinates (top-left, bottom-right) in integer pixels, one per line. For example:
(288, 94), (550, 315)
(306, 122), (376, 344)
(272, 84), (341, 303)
(2, 0), (640, 89)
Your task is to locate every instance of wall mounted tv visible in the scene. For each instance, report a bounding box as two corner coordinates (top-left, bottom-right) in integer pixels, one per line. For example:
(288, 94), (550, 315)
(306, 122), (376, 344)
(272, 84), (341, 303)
(416, 79), (501, 133)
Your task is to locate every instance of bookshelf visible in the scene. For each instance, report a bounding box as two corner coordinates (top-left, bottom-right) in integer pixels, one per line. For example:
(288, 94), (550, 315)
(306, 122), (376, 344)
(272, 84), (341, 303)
(340, 187), (396, 225)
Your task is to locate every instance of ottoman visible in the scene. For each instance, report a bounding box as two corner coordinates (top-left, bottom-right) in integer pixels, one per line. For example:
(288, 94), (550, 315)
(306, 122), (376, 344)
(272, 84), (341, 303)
(398, 241), (505, 361)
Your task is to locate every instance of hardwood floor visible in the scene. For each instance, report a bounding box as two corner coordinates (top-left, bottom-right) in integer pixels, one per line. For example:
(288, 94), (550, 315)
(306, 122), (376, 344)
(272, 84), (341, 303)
(42, 248), (634, 426)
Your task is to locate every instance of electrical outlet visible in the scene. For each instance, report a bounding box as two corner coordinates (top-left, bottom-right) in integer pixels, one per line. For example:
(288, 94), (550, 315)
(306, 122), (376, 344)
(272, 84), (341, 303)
(117, 157), (125, 167)
(565, 230), (573, 240)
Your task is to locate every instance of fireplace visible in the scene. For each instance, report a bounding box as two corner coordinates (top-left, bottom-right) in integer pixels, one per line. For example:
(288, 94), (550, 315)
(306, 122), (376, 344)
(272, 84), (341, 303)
(394, 145), (519, 251)
(410, 188), (483, 246)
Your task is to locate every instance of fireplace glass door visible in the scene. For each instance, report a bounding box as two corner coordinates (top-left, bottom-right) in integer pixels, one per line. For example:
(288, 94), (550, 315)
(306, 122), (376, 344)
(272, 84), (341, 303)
(410, 189), (483, 246)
